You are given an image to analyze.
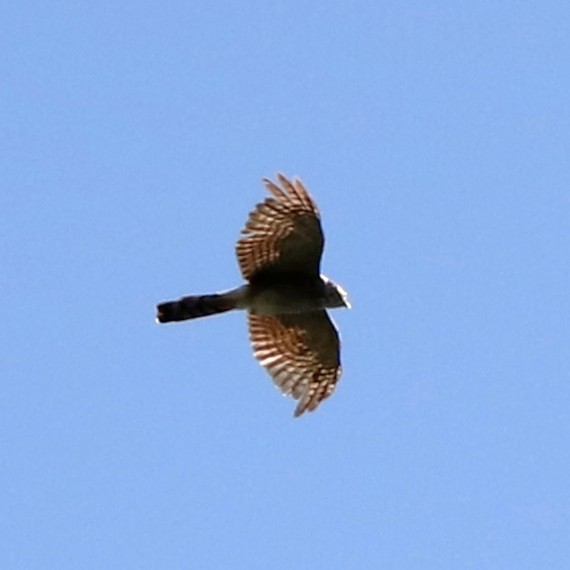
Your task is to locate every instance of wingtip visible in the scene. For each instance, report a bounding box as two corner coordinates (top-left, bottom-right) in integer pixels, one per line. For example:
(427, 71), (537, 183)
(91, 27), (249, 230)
(262, 172), (301, 188)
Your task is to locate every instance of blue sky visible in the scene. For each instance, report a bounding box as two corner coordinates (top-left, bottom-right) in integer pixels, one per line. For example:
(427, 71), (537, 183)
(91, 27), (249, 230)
(2, 1), (569, 568)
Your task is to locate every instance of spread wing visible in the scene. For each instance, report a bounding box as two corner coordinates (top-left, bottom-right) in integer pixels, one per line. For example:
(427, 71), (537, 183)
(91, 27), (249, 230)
(236, 174), (324, 281)
(248, 311), (341, 417)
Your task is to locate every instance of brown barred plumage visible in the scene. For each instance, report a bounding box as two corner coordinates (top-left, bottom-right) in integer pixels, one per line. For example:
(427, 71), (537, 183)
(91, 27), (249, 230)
(156, 174), (349, 417)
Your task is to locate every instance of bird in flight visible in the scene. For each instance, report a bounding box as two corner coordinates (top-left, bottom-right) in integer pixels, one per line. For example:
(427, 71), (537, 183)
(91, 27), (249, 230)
(156, 174), (349, 417)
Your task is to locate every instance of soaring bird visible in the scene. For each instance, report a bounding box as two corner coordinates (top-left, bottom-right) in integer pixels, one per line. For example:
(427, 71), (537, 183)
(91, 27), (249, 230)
(156, 174), (349, 417)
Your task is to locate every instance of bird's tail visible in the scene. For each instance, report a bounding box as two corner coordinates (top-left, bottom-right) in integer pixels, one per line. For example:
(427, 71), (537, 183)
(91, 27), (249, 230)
(156, 292), (238, 323)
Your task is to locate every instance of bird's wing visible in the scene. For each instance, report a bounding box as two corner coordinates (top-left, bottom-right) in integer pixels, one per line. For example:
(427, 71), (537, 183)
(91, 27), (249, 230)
(236, 174), (324, 281)
(248, 310), (341, 417)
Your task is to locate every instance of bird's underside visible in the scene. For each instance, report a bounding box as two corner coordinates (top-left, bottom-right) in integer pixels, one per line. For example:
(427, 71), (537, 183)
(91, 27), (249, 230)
(156, 173), (349, 417)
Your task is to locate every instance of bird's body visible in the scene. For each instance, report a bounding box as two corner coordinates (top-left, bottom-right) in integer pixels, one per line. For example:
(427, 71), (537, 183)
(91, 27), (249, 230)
(156, 174), (349, 416)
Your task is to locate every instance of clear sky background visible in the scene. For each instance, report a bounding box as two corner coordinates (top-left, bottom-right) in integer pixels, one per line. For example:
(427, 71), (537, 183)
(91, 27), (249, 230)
(2, 2), (569, 569)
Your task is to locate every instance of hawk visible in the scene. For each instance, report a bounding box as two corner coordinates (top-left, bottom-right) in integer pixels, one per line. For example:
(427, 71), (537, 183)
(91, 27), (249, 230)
(156, 174), (350, 417)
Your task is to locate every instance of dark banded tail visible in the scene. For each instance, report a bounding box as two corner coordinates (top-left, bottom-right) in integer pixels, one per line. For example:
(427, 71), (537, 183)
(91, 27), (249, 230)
(156, 293), (236, 323)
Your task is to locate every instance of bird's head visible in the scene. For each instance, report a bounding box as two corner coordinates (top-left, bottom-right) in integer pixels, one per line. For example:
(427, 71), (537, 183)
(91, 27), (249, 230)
(321, 275), (351, 309)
